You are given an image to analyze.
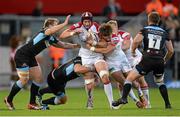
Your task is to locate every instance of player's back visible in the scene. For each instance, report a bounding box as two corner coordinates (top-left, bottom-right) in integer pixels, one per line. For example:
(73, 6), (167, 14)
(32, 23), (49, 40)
(104, 33), (126, 61)
(141, 24), (168, 58)
(53, 59), (79, 82)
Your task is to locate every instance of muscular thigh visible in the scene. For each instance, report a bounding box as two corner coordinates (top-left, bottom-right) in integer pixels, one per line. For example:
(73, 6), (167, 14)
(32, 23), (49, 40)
(29, 65), (43, 83)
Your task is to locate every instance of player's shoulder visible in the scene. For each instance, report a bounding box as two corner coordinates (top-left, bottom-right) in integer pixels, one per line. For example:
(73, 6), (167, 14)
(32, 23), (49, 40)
(92, 22), (99, 27)
(91, 22), (99, 30)
(118, 30), (130, 38)
(69, 22), (83, 30)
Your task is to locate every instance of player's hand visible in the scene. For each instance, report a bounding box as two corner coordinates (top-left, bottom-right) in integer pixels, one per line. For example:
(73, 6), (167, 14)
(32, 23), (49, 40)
(63, 15), (71, 25)
(85, 43), (91, 49)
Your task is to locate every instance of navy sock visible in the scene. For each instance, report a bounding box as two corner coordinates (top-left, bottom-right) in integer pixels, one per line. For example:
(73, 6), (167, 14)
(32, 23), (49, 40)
(30, 83), (40, 104)
(42, 97), (55, 105)
(159, 84), (171, 106)
(122, 83), (132, 100)
(7, 82), (22, 102)
(39, 87), (52, 96)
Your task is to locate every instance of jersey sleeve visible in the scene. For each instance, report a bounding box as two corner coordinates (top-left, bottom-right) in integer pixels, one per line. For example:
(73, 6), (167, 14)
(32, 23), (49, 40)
(73, 56), (82, 65)
(69, 22), (82, 30)
(122, 32), (131, 40)
(49, 36), (59, 45)
(111, 34), (120, 46)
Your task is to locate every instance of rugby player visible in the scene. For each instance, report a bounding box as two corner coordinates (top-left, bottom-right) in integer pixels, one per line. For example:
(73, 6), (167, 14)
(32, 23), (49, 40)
(112, 12), (174, 109)
(4, 15), (80, 110)
(60, 12), (115, 109)
(36, 56), (96, 110)
(107, 20), (151, 108)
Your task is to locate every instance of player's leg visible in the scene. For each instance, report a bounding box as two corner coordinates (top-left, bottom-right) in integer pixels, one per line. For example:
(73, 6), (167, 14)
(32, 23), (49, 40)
(83, 72), (95, 109)
(112, 68), (142, 107)
(28, 65), (43, 110)
(153, 60), (171, 109)
(95, 60), (114, 109)
(111, 71), (144, 108)
(4, 67), (29, 110)
(42, 92), (67, 105)
(137, 76), (151, 108)
(38, 87), (52, 96)
(80, 57), (96, 109)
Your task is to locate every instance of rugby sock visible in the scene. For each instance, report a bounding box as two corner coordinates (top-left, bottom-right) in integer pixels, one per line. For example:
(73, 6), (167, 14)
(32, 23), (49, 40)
(104, 83), (113, 106)
(129, 89), (139, 102)
(159, 84), (171, 106)
(85, 85), (93, 99)
(7, 80), (23, 102)
(39, 87), (52, 96)
(142, 88), (150, 105)
(30, 83), (40, 104)
(122, 81), (132, 100)
(137, 86), (144, 97)
(42, 97), (55, 105)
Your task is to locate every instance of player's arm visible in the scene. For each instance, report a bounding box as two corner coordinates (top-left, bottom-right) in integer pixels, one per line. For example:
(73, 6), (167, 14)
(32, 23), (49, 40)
(73, 56), (93, 74)
(59, 29), (82, 39)
(132, 33), (143, 56)
(86, 43), (115, 54)
(45, 15), (71, 36)
(52, 41), (80, 49)
(74, 64), (93, 74)
(164, 40), (174, 63)
(86, 33), (108, 48)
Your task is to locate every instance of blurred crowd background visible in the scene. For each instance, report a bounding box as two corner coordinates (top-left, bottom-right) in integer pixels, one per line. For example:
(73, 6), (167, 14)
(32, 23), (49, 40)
(0, 0), (180, 89)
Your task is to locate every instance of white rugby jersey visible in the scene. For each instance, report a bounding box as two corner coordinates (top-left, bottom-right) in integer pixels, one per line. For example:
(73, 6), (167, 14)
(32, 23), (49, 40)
(118, 30), (142, 62)
(104, 33), (127, 61)
(69, 22), (103, 58)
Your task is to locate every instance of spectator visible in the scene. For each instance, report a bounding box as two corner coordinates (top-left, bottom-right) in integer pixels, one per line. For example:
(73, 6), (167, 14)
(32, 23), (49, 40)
(162, 0), (178, 18)
(102, 0), (122, 20)
(146, 0), (163, 16)
(49, 46), (65, 69)
(32, 0), (43, 16)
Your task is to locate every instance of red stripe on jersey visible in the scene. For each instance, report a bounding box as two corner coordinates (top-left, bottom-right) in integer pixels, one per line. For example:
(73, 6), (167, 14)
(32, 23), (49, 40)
(69, 22), (82, 30)
(123, 35), (130, 40)
(111, 33), (120, 46)
(93, 22), (99, 31)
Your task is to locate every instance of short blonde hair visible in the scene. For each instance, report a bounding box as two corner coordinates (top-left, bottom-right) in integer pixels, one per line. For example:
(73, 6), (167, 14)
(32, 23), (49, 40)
(43, 18), (59, 29)
(107, 20), (118, 26)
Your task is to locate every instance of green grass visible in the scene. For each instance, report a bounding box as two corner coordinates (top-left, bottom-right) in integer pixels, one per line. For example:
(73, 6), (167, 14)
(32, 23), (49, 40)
(0, 88), (180, 116)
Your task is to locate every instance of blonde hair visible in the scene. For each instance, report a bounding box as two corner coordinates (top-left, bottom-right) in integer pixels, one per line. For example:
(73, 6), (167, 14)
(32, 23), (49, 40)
(107, 20), (118, 26)
(43, 18), (59, 29)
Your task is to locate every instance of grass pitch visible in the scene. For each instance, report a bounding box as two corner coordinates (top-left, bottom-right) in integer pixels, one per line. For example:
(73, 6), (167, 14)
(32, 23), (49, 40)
(0, 88), (179, 116)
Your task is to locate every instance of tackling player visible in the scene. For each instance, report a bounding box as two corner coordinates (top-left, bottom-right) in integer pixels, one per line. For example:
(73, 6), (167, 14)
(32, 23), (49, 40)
(36, 56), (96, 110)
(4, 15), (80, 110)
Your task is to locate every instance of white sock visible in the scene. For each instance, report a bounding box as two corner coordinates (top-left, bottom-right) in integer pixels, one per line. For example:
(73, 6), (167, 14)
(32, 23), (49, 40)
(104, 83), (114, 107)
(137, 87), (143, 97)
(129, 89), (139, 102)
(142, 89), (150, 105)
(85, 85), (93, 99)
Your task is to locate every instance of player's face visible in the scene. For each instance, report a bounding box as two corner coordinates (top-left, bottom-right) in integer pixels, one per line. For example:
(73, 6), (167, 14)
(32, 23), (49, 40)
(82, 20), (92, 29)
(100, 34), (111, 42)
